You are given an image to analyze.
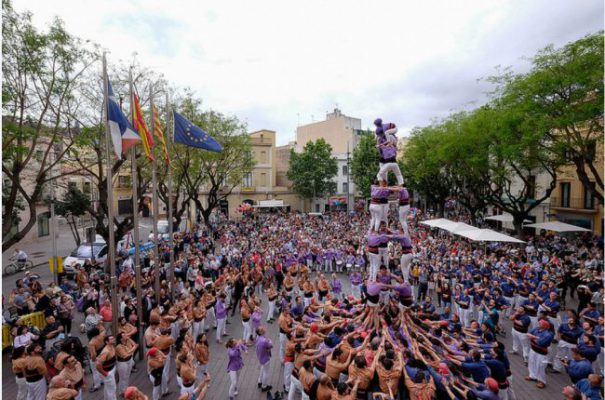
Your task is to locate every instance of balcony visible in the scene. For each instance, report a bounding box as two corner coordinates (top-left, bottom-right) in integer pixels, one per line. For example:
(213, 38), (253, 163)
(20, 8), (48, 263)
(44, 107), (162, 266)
(550, 196), (598, 212)
(240, 186), (255, 193)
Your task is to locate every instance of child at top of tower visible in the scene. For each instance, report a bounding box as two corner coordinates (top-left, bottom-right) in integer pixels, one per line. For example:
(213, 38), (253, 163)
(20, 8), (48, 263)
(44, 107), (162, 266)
(374, 118), (404, 187)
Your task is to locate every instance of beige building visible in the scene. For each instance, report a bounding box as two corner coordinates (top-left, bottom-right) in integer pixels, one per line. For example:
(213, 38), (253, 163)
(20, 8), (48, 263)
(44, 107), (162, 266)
(295, 109), (362, 212)
(276, 141), (295, 188)
(549, 139), (603, 234)
(295, 108), (361, 153)
(195, 130), (304, 219)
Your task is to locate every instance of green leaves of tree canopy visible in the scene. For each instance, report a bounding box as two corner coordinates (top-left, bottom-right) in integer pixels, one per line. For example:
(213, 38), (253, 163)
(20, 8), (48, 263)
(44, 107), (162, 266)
(350, 131), (379, 198)
(287, 139), (338, 200)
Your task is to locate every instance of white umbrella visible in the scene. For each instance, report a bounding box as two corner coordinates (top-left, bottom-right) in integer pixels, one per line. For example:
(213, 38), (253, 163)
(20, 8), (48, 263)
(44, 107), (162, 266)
(485, 214), (532, 223)
(524, 221), (590, 232)
(457, 228), (525, 243)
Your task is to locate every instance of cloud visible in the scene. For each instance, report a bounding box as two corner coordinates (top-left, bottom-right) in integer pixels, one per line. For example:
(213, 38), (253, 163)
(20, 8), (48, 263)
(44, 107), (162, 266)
(12, 0), (604, 146)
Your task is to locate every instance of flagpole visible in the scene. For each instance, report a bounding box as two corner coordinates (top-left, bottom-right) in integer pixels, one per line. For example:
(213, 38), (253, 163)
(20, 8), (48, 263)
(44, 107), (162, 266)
(129, 66), (144, 359)
(102, 52), (119, 333)
(166, 92), (176, 300)
(150, 83), (161, 303)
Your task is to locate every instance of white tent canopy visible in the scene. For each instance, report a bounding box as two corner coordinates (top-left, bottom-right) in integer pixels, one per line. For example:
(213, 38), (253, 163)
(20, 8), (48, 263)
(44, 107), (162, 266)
(440, 221), (478, 234)
(420, 218), (455, 229)
(524, 221), (590, 232)
(457, 229), (525, 243)
(485, 214), (532, 223)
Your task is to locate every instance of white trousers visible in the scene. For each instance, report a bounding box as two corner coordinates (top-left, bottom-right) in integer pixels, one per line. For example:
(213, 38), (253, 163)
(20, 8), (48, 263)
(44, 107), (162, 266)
(377, 162), (404, 185)
(279, 333), (287, 363)
(368, 253), (381, 282)
(398, 205), (410, 236)
(192, 320), (203, 341)
(267, 301), (276, 322)
(503, 297), (514, 316)
(283, 361), (294, 391)
(288, 376), (309, 400)
(351, 284), (361, 298)
(117, 359), (134, 396)
(206, 307), (217, 328)
(512, 329), (530, 360)
(553, 340), (576, 371)
(216, 317), (226, 341)
(528, 349), (548, 384)
(196, 362), (208, 385)
(92, 365), (103, 389)
(161, 350), (171, 395)
(369, 204), (387, 231)
(16, 376), (27, 400)
(26, 378), (47, 400)
(459, 307), (472, 328)
(258, 361), (270, 387)
(103, 367), (117, 400)
(242, 320), (251, 342)
(149, 372), (161, 400)
(400, 254), (413, 282)
(229, 370), (238, 397)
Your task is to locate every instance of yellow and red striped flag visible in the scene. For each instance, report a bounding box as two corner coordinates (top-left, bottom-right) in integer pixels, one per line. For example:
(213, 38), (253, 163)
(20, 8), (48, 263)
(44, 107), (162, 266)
(132, 94), (154, 161)
(152, 105), (170, 165)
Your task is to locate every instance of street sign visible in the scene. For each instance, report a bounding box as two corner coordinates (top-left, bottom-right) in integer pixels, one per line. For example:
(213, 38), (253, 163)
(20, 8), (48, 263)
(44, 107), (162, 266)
(49, 256), (63, 273)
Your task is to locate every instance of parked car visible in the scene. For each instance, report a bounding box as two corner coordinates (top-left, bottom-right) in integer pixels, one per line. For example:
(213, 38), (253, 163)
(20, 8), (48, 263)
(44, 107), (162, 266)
(63, 239), (126, 277)
(148, 220), (172, 242)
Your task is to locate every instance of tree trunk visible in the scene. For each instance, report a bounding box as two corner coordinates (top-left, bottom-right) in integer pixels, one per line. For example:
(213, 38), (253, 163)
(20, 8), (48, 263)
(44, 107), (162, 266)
(512, 214), (526, 239)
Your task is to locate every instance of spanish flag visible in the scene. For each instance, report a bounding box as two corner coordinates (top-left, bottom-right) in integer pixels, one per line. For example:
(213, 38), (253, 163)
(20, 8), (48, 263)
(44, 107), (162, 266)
(132, 94), (154, 161)
(152, 105), (170, 164)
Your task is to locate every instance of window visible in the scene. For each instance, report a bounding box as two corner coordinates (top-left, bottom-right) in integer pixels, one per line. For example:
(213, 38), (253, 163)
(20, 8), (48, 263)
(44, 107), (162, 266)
(342, 165), (348, 176)
(83, 182), (91, 195)
(242, 172), (253, 187)
(260, 173), (267, 186)
(527, 175), (536, 199)
(37, 212), (50, 237)
(342, 182), (349, 194)
(560, 182), (571, 208)
(315, 203), (320, 212)
(587, 142), (596, 161)
(68, 181), (77, 191)
(584, 182), (595, 209)
(260, 150), (267, 163)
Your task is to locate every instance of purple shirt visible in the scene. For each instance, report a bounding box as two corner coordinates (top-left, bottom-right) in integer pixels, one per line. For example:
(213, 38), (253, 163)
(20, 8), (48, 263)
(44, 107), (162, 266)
(331, 278), (342, 294)
(350, 272), (362, 286)
(371, 186), (391, 200)
(215, 299), (227, 319)
(255, 335), (273, 365)
(399, 188), (409, 201)
(367, 281), (383, 296)
(227, 343), (246, 372)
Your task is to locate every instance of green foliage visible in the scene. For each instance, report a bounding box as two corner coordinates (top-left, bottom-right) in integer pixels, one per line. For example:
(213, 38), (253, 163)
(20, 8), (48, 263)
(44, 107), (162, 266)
(55, 186), (91, 217)
(287, 139), (338, 200)
(351, 131), (379, 198)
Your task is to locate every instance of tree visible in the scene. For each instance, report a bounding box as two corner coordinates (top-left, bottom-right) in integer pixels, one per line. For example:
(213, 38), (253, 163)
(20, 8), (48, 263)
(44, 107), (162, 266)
(351, 131), (380, 198)
(401, 126), (453, 216)
(287, 139), (338, 200)
(55, 185), (91, 246)
(167, 92), (255, 228)
(490, 31), (604, 203)
(2, 0), (98, 251)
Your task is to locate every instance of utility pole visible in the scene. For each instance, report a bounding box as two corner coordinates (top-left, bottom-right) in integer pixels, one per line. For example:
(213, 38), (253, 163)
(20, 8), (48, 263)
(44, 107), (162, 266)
(347, 141), (351, 213)
(49, 147), (59, 285)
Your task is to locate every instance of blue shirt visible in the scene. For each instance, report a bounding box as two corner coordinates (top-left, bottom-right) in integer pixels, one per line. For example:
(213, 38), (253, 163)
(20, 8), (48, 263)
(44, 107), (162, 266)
(576, 378), (602, 400)
(577, 342), (601, 362)
(529, 327), (554, 348)
(461, 359), (491, 383)
(567, 359), (593, 383)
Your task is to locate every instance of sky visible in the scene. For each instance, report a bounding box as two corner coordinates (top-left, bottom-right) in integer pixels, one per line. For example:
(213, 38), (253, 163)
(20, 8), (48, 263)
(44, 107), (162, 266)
(14, 0), (604, 145)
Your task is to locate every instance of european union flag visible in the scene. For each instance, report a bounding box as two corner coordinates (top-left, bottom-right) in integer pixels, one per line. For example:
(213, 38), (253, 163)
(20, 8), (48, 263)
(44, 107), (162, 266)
(173, 111), (222, 152)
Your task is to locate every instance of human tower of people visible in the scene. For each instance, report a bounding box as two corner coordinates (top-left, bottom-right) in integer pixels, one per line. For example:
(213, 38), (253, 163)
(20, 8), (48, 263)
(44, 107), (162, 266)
(9, 118), (604, 400)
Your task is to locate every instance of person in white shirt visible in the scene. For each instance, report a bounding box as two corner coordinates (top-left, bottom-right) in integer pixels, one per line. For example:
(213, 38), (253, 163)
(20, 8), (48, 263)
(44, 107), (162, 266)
(13, 326), (38, 348)
(13, 249), (28, 264)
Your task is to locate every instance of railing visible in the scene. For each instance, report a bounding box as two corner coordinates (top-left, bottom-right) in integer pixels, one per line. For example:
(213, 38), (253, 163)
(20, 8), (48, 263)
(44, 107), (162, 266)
(550, 196), (598, 210)
(3, 311), (47, 349)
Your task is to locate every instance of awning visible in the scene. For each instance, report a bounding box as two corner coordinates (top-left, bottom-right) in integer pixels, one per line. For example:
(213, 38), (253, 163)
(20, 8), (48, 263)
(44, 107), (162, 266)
(456, 229), (525, 243)
(485, 214), (532, 223)
(420, 218), (455, 229)
(420, 219), (478, 234)
(523, 221), (590, 232)
(253, 200), (285, 208)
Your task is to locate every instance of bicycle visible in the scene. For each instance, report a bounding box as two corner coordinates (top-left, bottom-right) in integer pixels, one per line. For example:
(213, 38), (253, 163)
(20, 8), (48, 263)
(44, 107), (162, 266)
(3, 258), (34, 275)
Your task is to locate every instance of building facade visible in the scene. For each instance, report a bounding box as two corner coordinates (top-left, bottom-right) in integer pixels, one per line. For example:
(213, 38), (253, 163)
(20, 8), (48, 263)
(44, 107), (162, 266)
(548, 140), (604, 234)
(295, 108), (362, 212)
